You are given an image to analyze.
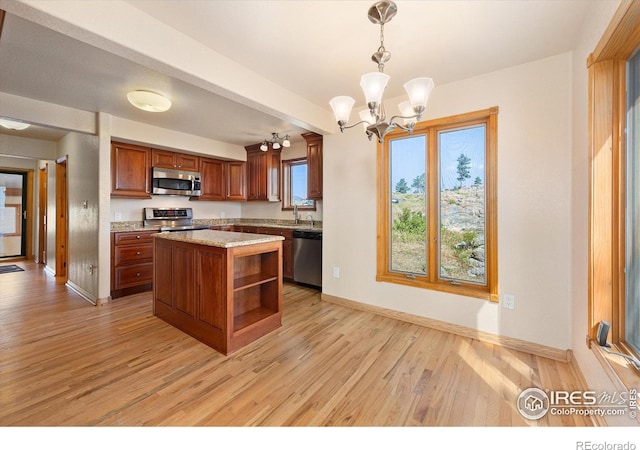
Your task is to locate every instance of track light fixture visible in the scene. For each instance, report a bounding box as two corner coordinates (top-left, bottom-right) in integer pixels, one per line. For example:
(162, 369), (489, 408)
(260, 132), (291, 151)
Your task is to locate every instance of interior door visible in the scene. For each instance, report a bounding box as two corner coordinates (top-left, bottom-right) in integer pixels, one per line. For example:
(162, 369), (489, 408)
(0, 171), (27, 258)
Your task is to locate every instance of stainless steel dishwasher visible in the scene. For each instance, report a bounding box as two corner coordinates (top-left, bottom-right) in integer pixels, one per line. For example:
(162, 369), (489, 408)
(293, 230), (322, 288)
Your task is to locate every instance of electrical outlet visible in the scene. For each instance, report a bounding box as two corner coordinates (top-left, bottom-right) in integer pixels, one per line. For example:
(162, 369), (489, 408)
(332, 266), (340, 278)
(502, 294), (515, 310)
(114, 211), (122, 221)
(220, 211), (225, 218)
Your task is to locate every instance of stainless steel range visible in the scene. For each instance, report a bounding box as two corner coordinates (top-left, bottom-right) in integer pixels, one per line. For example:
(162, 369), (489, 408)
(143, 207), (209, 232)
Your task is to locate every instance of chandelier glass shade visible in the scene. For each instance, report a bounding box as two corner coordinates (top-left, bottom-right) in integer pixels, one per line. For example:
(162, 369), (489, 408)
(260, 132), (291, 151)
(329, 1), (434, 143)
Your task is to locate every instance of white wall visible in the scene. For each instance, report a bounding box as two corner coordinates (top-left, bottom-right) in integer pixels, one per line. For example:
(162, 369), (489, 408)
(59, 132), (100, 301)
(0, 133), (58, 160)
(42, 160), (56, 273)
(323, 52), (574, 350)
(111, 117), (245, 161)
(111, 196), (242, 222)
(0, 134), (58, 262)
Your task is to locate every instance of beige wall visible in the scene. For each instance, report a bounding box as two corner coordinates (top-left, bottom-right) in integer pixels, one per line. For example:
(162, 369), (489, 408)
(0, 135), (57, 262)
(323, 52), (575, 350)
(59, 132), (100, 302)
(45, 160), (56, 274)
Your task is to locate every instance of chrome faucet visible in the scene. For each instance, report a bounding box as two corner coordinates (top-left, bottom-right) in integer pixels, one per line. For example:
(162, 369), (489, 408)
(306, 214), (314, 228)
(293, 204), (300, 224)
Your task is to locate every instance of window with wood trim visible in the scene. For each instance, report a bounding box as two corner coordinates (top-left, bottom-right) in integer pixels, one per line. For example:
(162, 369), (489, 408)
(377, 108), (498, 301)
(588, 0), (640, 375)
(281, 158), (315, 211)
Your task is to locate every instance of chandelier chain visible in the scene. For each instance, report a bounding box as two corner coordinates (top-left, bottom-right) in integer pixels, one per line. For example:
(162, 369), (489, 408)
(378, 23), (386, 72)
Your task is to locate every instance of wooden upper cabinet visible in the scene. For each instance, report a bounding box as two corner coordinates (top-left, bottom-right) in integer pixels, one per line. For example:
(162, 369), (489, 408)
(198, 157), (226, 201)
(152, 149), (199, 171)
(245, 144), (280, 202)
(302, 132), (323, 200)
(111, 142), (151, 199)
(226, 161), (247, 201)
(196, 158), (247, 202)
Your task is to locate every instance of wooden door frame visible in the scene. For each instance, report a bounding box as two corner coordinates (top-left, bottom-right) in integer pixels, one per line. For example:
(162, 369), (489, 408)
(56, 157), (68, 283)
(0, 167), (34, 262)
(38, 164), (48, 264)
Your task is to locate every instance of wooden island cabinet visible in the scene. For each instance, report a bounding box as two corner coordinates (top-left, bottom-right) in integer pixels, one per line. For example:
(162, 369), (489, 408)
(153, 230), (283, 355)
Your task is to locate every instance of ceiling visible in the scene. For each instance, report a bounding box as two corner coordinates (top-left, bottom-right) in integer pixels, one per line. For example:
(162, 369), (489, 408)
(0, 0), (604, 147)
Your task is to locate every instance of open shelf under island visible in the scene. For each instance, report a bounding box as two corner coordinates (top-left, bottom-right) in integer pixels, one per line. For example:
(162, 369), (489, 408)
(153, 229), (284, 355)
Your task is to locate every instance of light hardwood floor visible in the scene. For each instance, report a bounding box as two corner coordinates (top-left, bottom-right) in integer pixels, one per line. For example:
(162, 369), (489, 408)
(0, 262), (590, 426)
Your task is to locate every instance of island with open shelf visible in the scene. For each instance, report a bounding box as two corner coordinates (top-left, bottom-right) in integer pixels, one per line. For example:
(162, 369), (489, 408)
(153, 229), (283, 355)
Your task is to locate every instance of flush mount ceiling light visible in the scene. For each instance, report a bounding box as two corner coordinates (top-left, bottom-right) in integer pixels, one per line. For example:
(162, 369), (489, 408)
(260, 132), (291, 151)
(329, 0), (434, 143)
(0, 118), (30, 130)
(126, 90), (172, 112)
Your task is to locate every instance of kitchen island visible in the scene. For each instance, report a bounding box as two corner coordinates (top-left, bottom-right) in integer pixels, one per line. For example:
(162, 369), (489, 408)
(153, 229), (283, 355)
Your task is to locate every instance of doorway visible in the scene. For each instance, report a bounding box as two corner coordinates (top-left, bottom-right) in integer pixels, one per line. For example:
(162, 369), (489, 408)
(0, 170), (28, 259)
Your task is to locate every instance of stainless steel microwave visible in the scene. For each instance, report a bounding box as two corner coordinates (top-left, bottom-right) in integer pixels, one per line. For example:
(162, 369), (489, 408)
(151, 167), (202, 196)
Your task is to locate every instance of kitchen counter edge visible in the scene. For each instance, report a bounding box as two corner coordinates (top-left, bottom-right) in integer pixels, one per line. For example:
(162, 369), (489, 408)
(153, 229), (284, 248)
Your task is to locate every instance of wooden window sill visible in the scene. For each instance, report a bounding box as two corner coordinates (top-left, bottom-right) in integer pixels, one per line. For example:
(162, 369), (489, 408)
(589, 339), (640, 425)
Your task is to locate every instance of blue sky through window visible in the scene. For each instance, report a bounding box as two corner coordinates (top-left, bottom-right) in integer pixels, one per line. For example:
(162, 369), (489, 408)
(390, 126), (485, 192)
(291, 163), (308, 203)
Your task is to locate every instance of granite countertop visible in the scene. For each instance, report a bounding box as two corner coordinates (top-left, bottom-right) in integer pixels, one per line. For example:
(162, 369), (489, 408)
(111, 219), (322, 233)
(154, 229), (284, 248)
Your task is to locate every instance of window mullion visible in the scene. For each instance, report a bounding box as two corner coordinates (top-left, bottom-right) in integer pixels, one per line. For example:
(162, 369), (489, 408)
(427, 128), (439, 283)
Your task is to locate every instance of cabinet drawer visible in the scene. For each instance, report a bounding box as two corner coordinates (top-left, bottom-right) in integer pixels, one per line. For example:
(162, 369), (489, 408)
(114, 231), (157, 245)
(114, 244), (153, 265)
(257, 227), (293, 239)
(114, 263), (153, 289)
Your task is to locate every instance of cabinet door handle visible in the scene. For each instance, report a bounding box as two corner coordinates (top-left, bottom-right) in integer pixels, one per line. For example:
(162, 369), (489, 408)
(136, 273), (141, 277)
(136, 251), (141, 255)
(136, 235), (141, 239)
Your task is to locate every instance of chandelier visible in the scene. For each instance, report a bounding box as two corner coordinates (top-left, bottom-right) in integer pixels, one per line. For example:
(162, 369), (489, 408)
(260, 132), (291, 151)
(329, 0), (434, 143)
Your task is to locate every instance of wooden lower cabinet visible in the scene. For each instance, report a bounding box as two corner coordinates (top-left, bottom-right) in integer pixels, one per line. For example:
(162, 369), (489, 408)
(258, 227), (294, 280)
(111, 230), (158, 298)
(153, 237), (282, 355)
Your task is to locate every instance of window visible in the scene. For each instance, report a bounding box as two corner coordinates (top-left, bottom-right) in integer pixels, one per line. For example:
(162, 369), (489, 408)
(282, 158), (315, 210)
(377, 107), (498, 301)
(625, 48), (640, 355)
(588, 0), (640, 382)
